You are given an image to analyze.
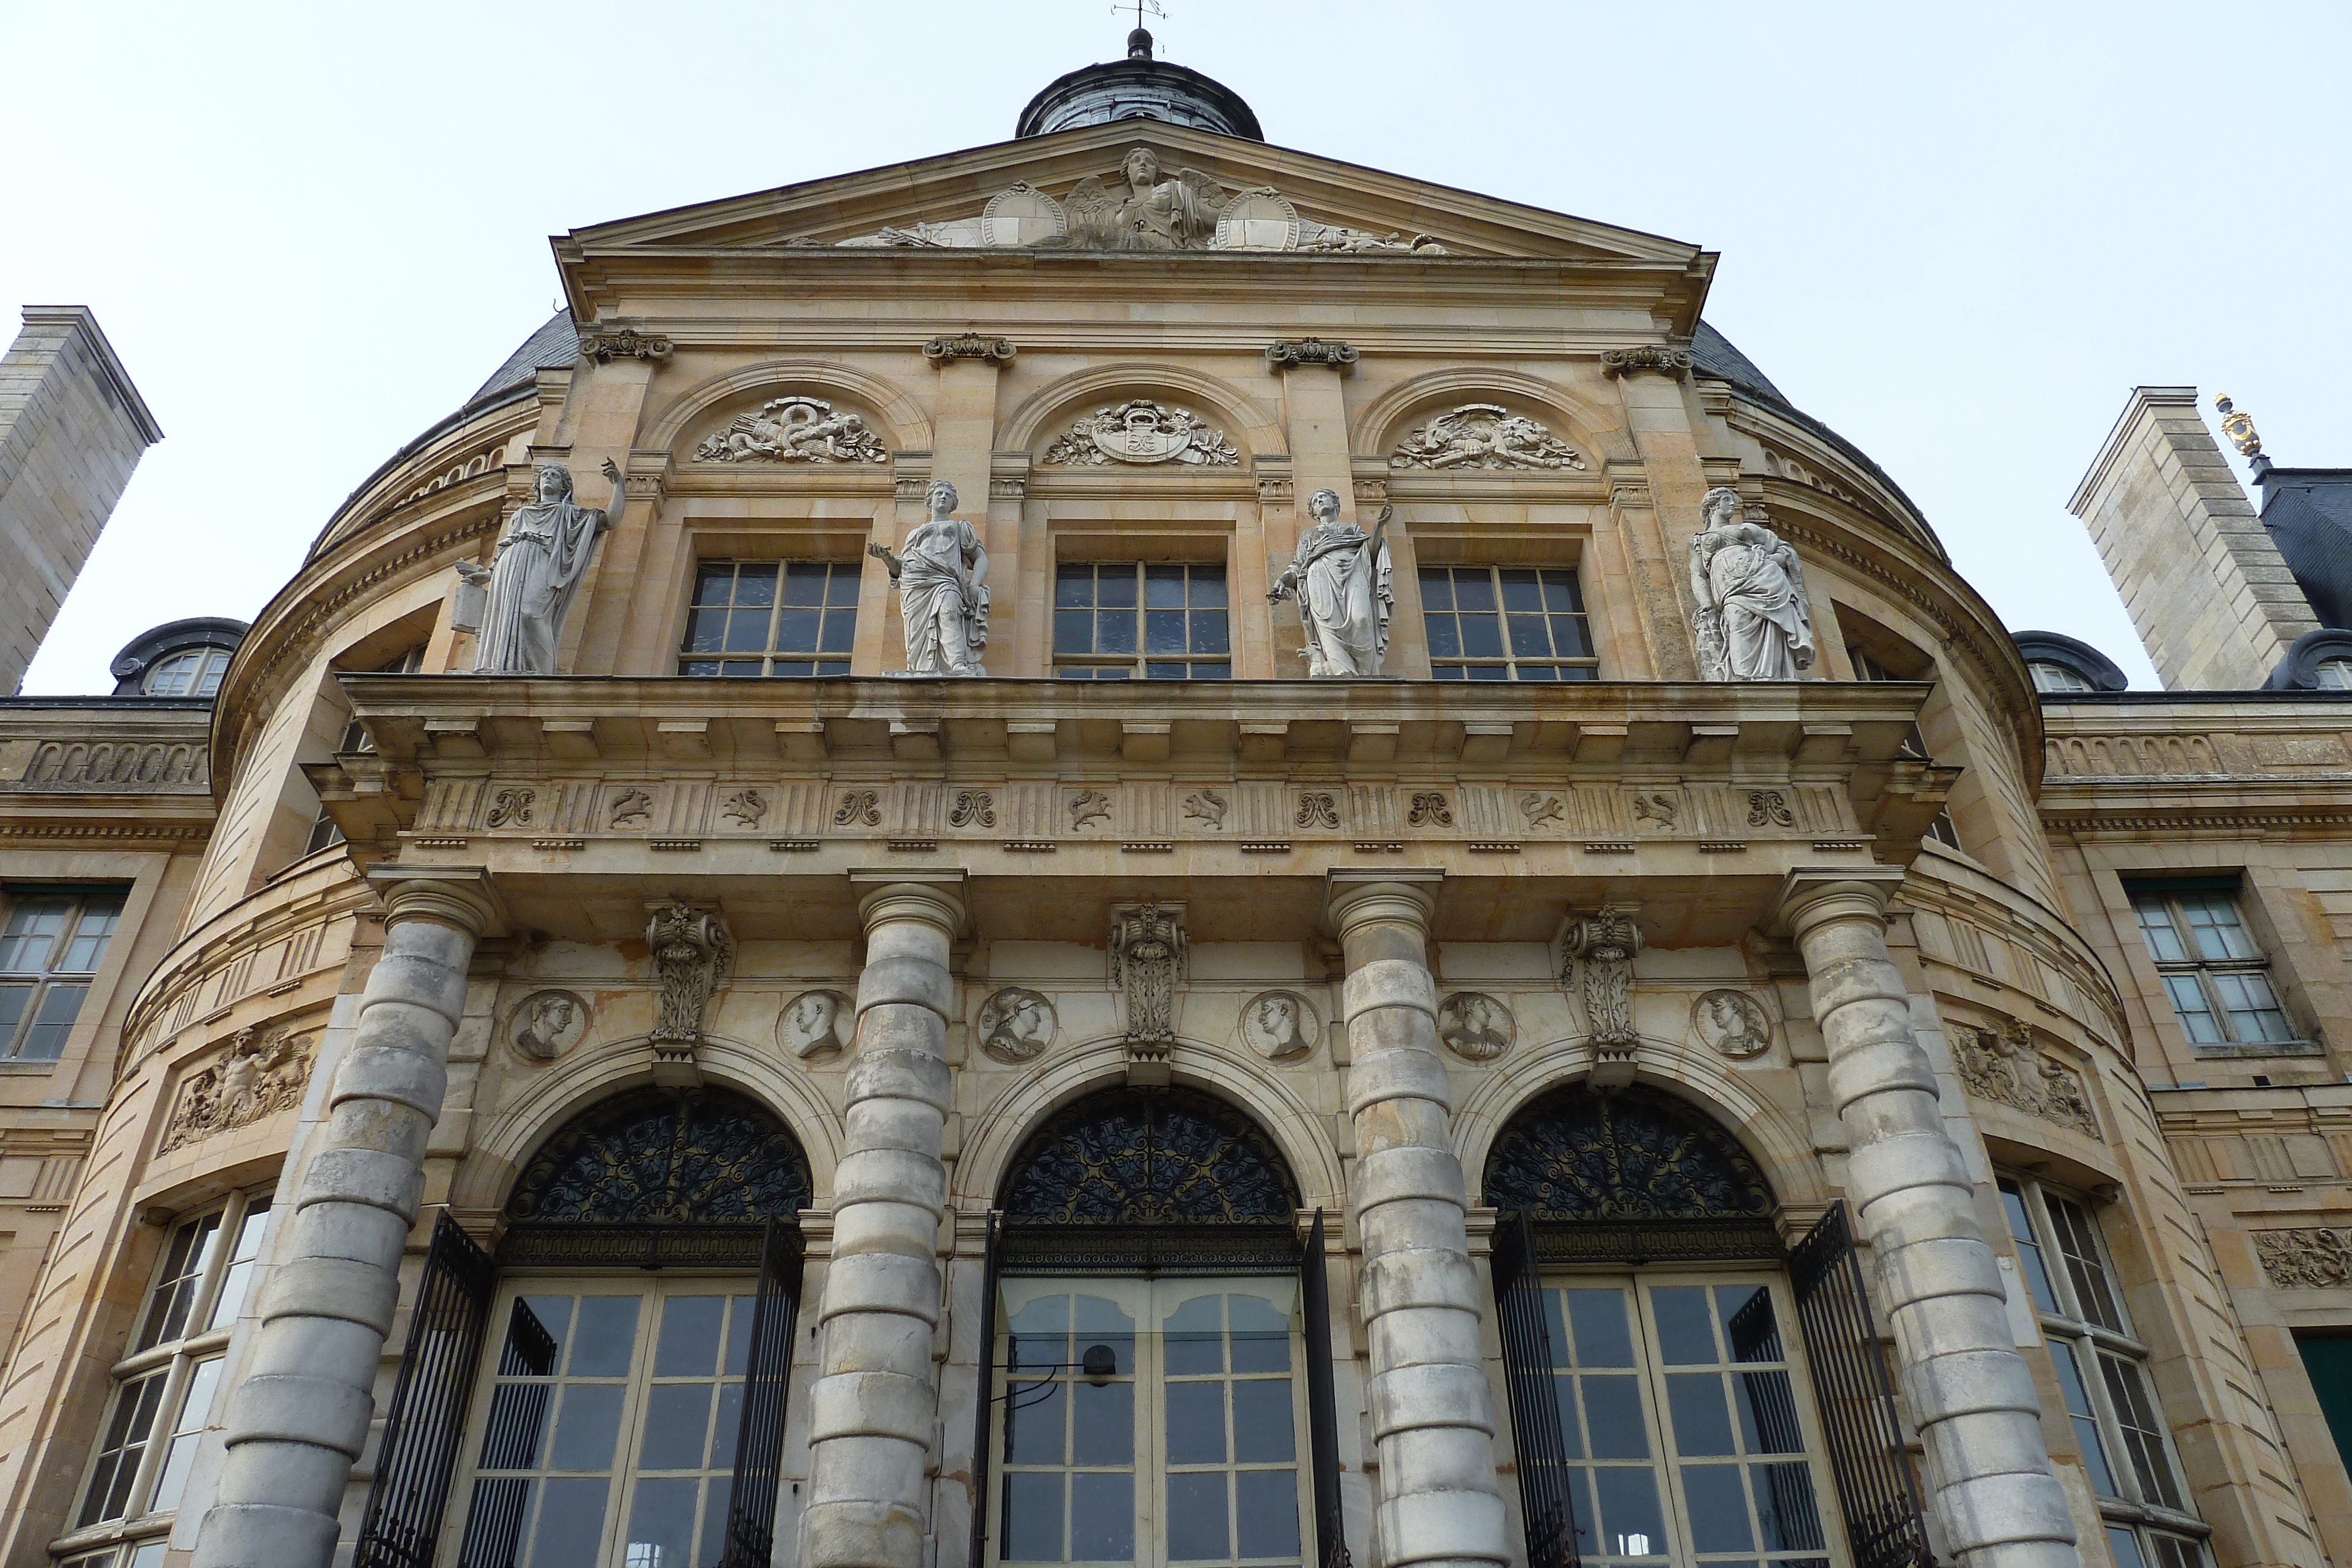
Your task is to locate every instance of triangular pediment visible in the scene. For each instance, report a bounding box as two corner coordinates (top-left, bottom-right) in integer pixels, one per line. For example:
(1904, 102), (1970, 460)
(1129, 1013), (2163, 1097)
(557, 121), (1703, 265)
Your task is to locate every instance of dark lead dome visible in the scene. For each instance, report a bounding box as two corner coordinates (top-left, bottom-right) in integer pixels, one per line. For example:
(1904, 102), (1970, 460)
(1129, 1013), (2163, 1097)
(1015, 28), (1261, 141)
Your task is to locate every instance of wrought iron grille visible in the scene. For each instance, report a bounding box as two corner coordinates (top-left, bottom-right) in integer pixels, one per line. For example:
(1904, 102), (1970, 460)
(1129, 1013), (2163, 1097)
(719, 1219), (803, 1568)
(1528, 1216), (1786, 1268)
(1299, 1211), (1352, 1568)
(1000, 1085), (1298, 1224)
(504, 1085), (811, 1225)
(1484, 1084), (1773, 1220)
(497, 1219), (773, 1270)
(997, 1220), (1301, 1274)
(1492, 1212), (1582, 1568)
(1789, 1203), (1934, 1568)
(354, 1212), (497, 1568)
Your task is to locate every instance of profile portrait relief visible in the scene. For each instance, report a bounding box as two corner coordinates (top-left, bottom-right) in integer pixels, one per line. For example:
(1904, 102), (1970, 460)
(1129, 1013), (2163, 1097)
(510, 990), (590, 1061)
(1240, 991), (1318, 1061)
(779, 989), (853, 1059)
(1437, 992), (1515, 1062)
(977, 987), (1057, 1064)
(1692, 989), (1772, 1059)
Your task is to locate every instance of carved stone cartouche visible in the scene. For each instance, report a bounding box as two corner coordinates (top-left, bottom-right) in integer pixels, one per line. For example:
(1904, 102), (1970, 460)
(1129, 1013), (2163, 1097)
(1041, 400), (1240, 467)
(694, 396), (887, 465)
(1391, 404), (1586, 472)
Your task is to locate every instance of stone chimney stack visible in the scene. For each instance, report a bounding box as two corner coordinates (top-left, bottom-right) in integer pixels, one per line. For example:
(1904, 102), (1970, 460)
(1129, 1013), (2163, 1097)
(0, 306), (162, 695)
(2069, 385), (2317, 691)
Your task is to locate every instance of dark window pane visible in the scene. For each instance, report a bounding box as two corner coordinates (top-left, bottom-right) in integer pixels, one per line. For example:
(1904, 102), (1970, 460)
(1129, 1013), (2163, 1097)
(1562, 665), (1598, 681)
(1680, 1463), (1753, 1553)
(1499, 569), (1544, 612)
(680, 660), (720, 677)
(1146, 610), (1188, 654)
(568, 1297), (639, 1377)
(636, 1385), (713, 1470)
(1753, 1461), (1826, 1550)
(1055, 568), (1095, 607)
(532, 1477), (612, 1568)
(1190, 663), (1231, 680)
(826, 562), (861, 606)
(711, 1383), (744, 1467)
(1432, 665), (1465, 680)
(1165, 1473), (1229, 1562)
(774, 608), (822, 654)
(1506, 614), (1551, 657)
(1550, 614), (1593, 657)
(1542, 570), (1586, 611)
(1515, 664), (1560, 681)
(1417, 569), (1454, 610)
(1071, 1473), (1135, 1561)
(1667, 1374), (1735, 1455)
(657, 1298), (724, 1377)
(733, 566), (779, 609)
(1592, 1466), (1665, 1559)
(1458, 614), (1504, 658)
(699, 1477), (735, 1568)
(1228, 1298), (1289, 1370)
(548, 1383), (624, 1471)
(1651, 1288), (1717, 1364)
(1096, 570), (1137, 609)
(19, 983), (82, 1058)
(721, 609), (767, 653)
(1191, 611), (1230, 655)
(1072, 1380), (1134, 1466)
(1566, 1291), (1633, 1366)
(770, 661), (814, 678)
(1234, 1470), (1300, 1559)
(684, 608), (729, 654)
(1466, 664), (1507, 681)
(477, 1383), (552, 1471)
(1231, 1380), (1295, 1461)
(1054, 609), (1095, 655)
(818, 610), (857, 654)
(1002, 1472), (1064, 1562)
(784, 563), (831, 607)
(1425, 615), (1462, 658)
(1581, 1375), (1649, 1459)
(719, 660), (762, 678)
(1146, 662), (1188, 680)
(1187, 566), (1228, 607)
(1145, 564), (1188, 607)
(1005, 1380), (1066, 1465)
(1098, 611), (1138, 655)
(1164, 1298), (1223, 1374)
(1164, 1381), (1226, 1464)
(1453, 572), (1496, 612)
(693, 565), (735, 606)
(816, 660), (850, 677)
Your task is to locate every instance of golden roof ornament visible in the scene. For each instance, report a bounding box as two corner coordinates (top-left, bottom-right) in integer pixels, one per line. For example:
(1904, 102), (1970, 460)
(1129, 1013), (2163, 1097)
(2216, 393), (2263, 459)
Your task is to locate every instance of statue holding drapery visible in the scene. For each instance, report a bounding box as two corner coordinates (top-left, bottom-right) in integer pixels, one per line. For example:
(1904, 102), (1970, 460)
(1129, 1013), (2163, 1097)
(465, 460), (622, 674)
(1269, 487), (1393, 678)
(1688, 486), (1815, 681)
(868, 480), (990, 676)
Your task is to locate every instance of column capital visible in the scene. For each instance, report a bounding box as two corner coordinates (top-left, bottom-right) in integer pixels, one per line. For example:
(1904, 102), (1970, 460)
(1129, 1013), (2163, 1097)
(1265, 337), (1359, 372)
(1324, 867), (1442, 935)
(364, 865), (506, 937)
(1765, 865), (1907, 941)
(850, 868), (968, 937)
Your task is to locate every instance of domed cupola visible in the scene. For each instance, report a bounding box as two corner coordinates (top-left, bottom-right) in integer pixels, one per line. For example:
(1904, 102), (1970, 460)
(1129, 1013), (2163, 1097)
(1015, 26), (1262, 141)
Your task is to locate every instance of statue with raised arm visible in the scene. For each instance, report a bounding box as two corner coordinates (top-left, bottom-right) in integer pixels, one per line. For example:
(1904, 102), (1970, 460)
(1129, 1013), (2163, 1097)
(468, 459), (623, 674)
(1269, 487), (1393, 677)
(868, 480), (989, 676)
(1688, 486), (1815, 681)
(1060, 147), (1228, 251)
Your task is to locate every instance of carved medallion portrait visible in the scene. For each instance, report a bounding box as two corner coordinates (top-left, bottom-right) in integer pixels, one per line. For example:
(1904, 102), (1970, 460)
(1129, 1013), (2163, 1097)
(1691, 989), (1772, 1060)
(977, 987), (1058, 1064)
(1239, 990), (1318, 1062)
(1437, 991), (1516, 1062)
(510, 989), (591, 1061)
(779, 989), (853, 1060)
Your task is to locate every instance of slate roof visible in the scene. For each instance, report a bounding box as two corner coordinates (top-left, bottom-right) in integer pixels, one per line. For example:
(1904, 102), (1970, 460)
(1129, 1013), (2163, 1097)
(2255, 468), (2352, 633)
(470, 310), (582, 404)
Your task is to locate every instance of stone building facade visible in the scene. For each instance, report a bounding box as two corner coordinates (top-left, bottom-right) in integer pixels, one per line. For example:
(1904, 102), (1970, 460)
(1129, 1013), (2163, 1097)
(1, 36), (2349, 1568)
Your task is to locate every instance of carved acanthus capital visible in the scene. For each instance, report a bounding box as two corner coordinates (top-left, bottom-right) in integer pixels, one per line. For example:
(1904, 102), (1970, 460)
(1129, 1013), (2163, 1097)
(580, 328), (673, 363)
(924, 334), (1017, 364)
(645, 903), (732, 1068)
(1600, 345), (1694, 380)
(1110, 903), (1188, 1064)
(1265, 338), (1359, 370)
(1562, 905), (1644, 1061)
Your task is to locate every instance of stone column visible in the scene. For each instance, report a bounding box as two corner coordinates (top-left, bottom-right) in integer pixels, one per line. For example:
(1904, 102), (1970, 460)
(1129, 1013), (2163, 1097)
(190, 869), (498, 1568)
(800, 872), (966, 1568)
(1773, 870), (2077, 1568)
(1325, 870), (1508, 1568)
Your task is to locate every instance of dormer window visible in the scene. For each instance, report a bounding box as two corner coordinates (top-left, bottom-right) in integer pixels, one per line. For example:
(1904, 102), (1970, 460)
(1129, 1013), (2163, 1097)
(2029, 661), (2096, 694)
(141, 648), (230, 697)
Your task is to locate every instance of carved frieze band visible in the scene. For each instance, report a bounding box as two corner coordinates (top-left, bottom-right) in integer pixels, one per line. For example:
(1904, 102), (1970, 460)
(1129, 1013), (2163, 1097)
(2257, 1229), (2352, 1289)
(419, 777), (1857, 844)
(10, 740), (210, 791)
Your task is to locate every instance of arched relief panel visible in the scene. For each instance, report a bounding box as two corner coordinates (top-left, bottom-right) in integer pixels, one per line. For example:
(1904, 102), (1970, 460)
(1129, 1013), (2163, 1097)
(1453, 1042), (1827, 1215)
(1350, 367), (1631, 472)
(640, 359), (934, 462)
(447, 1031), (846, 1219)
(953, 1035), (1347, 1213)
(1000, 362), (1284, 464)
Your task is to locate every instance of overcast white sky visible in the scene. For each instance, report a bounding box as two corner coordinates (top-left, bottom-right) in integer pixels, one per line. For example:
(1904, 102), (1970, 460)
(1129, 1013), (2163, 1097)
(8, 0), (2347, 693)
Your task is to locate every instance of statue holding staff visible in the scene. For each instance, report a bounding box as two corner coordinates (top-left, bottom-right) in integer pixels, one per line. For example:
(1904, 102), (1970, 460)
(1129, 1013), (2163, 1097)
(466, 459), (623, 674)
(868, 480), (990, 676)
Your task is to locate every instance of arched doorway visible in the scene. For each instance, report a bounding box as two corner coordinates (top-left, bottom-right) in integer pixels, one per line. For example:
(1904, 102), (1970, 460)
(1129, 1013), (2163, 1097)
(976, 1085), (1341, 1568)
(358, 1087), (811, 1568)
(1482, 1085), (1927, 1568)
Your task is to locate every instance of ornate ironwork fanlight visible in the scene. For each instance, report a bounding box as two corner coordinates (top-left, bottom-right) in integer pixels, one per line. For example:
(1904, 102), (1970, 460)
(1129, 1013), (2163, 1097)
(502, 1086), (811, 1266)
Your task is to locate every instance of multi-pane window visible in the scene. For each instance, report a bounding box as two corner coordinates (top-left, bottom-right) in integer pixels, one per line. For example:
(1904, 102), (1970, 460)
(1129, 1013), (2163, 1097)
(679, 561), (858, 677)
(141, 648), (230, 698)
(0, 887), (125, 1061)
(2314, 657), (2352, 691)
(992, 1277), (1306, 1568)
(1419, 566), (1597, 681)
(1998, 1176), (2207, 1567)
(2126, 884), (2297, 1049)
(452, 1282), (757, 1568)
(2029, 661), (2096, 694)
(308, 647), (425, 857)
(68, 1195), (271, 1562)
(1053, 564), (1231, 679)
(1535, 1274), (1835, 1567)
(1849, 647), (1962, 851)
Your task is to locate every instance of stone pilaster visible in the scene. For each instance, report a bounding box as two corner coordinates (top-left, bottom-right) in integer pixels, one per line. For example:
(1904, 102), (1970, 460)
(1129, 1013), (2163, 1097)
(189, 868), (499, 1568)
(1773, 870), (2077, 1568)
(799, 872), (966, 1568)
(1325, 870), (1508, 1568)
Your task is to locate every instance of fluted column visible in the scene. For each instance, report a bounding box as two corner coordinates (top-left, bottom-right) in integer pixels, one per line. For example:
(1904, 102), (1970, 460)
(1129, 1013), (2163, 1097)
(1773, 870), (2077, 1568)
(800, 872), (966, 1568)
(1325, 870), (1508, 1568)
(191, 869), (498, 1568)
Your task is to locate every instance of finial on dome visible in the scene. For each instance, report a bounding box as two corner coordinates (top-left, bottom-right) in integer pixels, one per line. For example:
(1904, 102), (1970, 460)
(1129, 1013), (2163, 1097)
(1128, 25), (1153, 58)
(2216, 393), (2263, 459)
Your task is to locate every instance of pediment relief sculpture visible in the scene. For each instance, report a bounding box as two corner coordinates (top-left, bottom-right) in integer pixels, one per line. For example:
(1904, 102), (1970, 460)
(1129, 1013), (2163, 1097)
(1953, 1018), (2099, 1139)
(1041, 400), (1240, 467)
(162, 1025), (313, 1152)
(1392, 404), (1588, 472)
(820, 148), (1451, 255)
(693, 396), (888, 465)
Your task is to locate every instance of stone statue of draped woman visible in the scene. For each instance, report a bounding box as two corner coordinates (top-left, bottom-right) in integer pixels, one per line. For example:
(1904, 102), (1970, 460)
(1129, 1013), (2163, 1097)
(469, 460), (622, 674)
(1688, 486), (1815, 681)
(868, 480), (989, 675)
(1270, 487), (1393, 677)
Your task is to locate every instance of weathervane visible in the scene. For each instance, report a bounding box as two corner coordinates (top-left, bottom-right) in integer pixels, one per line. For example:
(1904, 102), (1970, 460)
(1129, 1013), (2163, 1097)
(1114, 0), (1168, 55)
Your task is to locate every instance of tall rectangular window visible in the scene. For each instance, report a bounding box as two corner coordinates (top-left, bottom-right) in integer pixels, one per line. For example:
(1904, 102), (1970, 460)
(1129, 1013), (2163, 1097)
(71, 1193), (271, 1562)
(1419, 566), (1596, 681)
(0, 887), (126, 1061)
(308, 647), (425, 858)
(680, 561), (857, 677)
(1849, 647), (1962, 850)
(1053, 563), (1230, 679)
(2126, 882), (2298, 1049)
(1997, 1175), (2208, 1566)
